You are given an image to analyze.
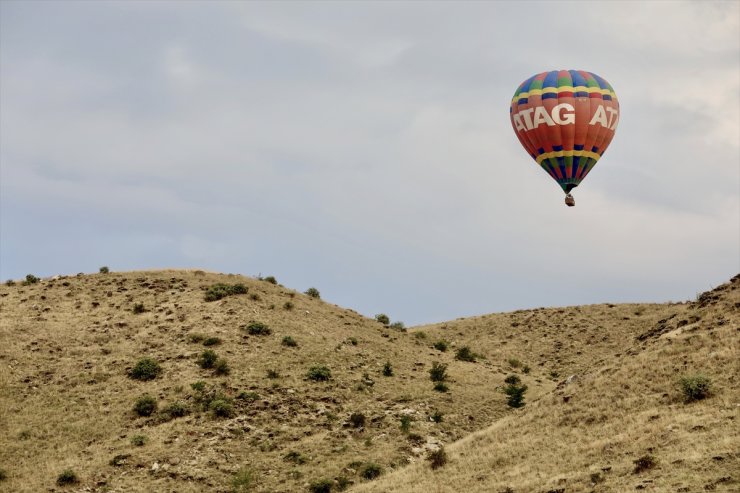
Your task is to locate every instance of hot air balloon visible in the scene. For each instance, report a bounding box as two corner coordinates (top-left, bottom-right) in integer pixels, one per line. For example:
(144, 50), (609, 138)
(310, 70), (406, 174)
(510, 70), (619, 207)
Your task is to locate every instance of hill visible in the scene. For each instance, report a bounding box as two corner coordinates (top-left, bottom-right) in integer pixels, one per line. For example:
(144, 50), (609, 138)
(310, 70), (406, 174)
(0, 270), (736, 492)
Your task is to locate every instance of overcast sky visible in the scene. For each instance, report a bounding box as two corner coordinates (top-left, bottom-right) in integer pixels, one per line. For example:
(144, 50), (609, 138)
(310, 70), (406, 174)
(1, 1), (738, 325)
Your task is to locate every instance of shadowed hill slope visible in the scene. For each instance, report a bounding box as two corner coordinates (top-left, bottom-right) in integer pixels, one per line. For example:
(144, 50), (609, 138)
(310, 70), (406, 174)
(352, 275), (739, 493)
(0, 271), (735, 492)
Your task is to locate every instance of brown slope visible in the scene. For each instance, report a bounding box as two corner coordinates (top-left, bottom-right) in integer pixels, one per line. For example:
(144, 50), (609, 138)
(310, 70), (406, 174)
(0, 270), (513, 492)
(352, 275), (739, 493)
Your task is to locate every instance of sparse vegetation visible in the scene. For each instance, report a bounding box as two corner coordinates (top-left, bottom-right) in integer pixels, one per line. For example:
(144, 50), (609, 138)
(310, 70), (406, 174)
(244, 321), (272, 336)
(390, 321), (405, 330)
(400, 415), (412, 433)
(198, 349), (218, 369)
(349, 412), (366, 428)
(433, 340), (448, 352)
(282, 335), (298, 347)
(263, 275), (278, 284)
(132, 302), (146, 314)
(429, 362), (448, 382)
(304, 287), (320, 299)
(162, 401), (188, 420)
(433, 382), (449, 392)
(232, 467), (254, 492)
(130, 434), (147, 446)
(361, 463), (382, 480)
(129, 358), (161, 381)
(56, 469), (78, 485)
(188, 333), (205, 343)
(4, 279), (15, 286)
(99, 266), (110, 273)
(23, 274), (40, 285)
(283, 451), (308, 464)
(309, 479), (333, 493)
(133, 395), (157, 417)
(455, 346), (476, 362)
(428, 447), (448, 469)
(266, 369), (280, 379)
(375, 314), (390, 325)
(307, 366), (331, 381)
(284, 301), (295, 310)
(503, 374), (527, 408)
(214, 358), (230, 376)
(204, 283), (248, 302)
(203, 336), (221, 346)
(0, 468), (6, 481)
(382, 362), (393, 376)
(679, 373), (712, 402)
(210, 398), (235, 418)
(508, 358), (522, 368)
(431, 410), (444, 423)
(633, 454), (657, 473)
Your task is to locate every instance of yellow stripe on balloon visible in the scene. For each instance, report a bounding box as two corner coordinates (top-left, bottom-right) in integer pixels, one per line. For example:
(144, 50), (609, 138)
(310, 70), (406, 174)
(512, 87), (617, 103)
(535, 150), (601, 164)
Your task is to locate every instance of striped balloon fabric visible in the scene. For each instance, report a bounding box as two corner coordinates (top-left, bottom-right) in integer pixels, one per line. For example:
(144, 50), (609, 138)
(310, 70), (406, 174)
(510, 70), (619, 194)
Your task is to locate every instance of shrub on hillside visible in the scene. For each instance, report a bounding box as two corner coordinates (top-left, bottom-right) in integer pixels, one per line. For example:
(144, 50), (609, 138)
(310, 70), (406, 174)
(390, 321), (405, 330)
(400, 415), (412, 433)
(263, 275), (278, 284)
(309, 479), (333, 493)
(382, 362), (393, 377)
(204, 283), (248, 302)
(203, 336), (221, 346)
(375, 314), (390, 325)
(209, 398), (234, 418)
(679, 374), (712, 402)
(244, 321), (271, 335)
(130, 435), (147, 446)
(132, 303), (146, 314)
(198, 350), (218, 369)
(283, 301), (295, 310)
(361, 463), (382, 480)
(4, 280), (15, 286)
(305, 287), (320, 299)
(283, 451), (308, 464)
(56, 469), (78, 485)
(213, 358), (230, 376)
(633, 454), (657, 473)
(429, 362), (448, 382)
(282, 336), (298, 347)
(232, 467), (254, 493)
(433, 340), (448, 352)
(162, 401), (189, 420)
(455, 346), (476, 362)
(504, 375), (527, 408)
(133, 395), (157, 417)
(129, 358), (161, 381)
(349, 412), (366, 428)
(0, 468), (6, 481)
(307, 366), (331, 381)
(428, 447), (448, 469)
(23, 274), (40, 285)
(430, 410), (444, 423)
(188, 333), (205, 343)
(99, 266), (110, 274)
(433, 382), (449, 392)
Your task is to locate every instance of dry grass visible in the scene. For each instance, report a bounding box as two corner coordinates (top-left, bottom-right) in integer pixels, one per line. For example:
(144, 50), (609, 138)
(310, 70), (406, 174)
(0, 270), (736, 492)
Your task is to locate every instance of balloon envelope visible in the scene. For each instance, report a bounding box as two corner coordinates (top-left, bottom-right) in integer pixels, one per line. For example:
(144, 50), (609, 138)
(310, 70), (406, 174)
(510, 70), (619, 193)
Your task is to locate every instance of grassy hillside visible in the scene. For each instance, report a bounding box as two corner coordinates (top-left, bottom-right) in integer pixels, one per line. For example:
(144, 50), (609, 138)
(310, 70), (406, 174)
(0, 270), (735, 492)
(353, 275), (739, 493)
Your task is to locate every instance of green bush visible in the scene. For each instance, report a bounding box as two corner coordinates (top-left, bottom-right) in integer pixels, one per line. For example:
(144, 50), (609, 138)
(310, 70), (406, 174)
(198, 350), (218, 369)
(429, 362), (448, 382)
(284, 301), (295, 310)
(130, 434), (147, 446)
(232, 467), (254, 493)
(428, 447), (447, 469)
(309, 479), (333, 493)
(375, 314), (390, 325)
(361, 463), (382, 480)
(188, 333), (205, 343)
(191, 380), (206, 392)
(430, 410), (444, 423)
(455, 346), (476, 362)
(349, 412), (366, 428)
(633, 454), (657, 473)
(504, 376), (527, 408)
(210, 398), (234, 418)
(203, 336), (221, 346)
(282, 336), (298, 347)
(305, 287), (320, 299)
(382, 362), (393, 377)
(400, 415), (412, 433)
(390, 322), (405, 330)
(307, 366), (331, 381)
(433, 340), (448, 352)
(433, 382), (449, 392)
(244, 321), (271, 336)
(129, 358), (161, 381)
(204, 283), (248, 302)
(23, 274), (40, 285)
(263, 276), (278, 285)
(56, 469), (78, 485)
(162, 401), (188, 419)
(4, 280), (15, 286)
(132, 302), (146, 314)
(508, 358), (522, 368)
(133, 395), (157, 417)
(283, 451), (307, 464)
(237, 391), (259, 402)
(99, 266), (110, 273)
(679, 374), (712, 402)
(213, 358), (230, 376)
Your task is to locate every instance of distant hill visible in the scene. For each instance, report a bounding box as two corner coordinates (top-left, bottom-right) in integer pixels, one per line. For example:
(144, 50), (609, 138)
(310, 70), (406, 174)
(0, 270), (736, 492)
